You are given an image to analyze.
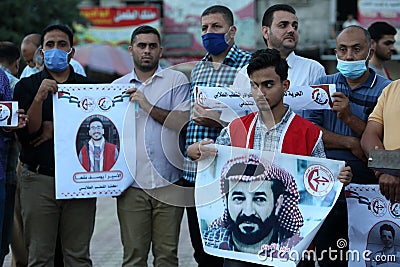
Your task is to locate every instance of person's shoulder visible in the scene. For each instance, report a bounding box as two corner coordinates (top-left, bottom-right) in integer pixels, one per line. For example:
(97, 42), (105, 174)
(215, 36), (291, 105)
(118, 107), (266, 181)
(315, 72), (341, 84)
(374, 73), (392, 88)
(294, 114), (320, 129)
(160, 67), (188, 79)
(232, 112), (257, 125)
(293, 53), (324, 68)
(112, 73), (131, 84)
(74, 73), (94, 84)
(15, 71), (42, 91)
(105, 141), (117, 149)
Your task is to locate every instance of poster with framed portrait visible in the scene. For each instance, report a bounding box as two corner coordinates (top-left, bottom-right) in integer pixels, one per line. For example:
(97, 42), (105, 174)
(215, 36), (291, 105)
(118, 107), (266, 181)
(347, 184), (400, 267)
(195, 144), (345, 266)
(53, 84), (135, 199)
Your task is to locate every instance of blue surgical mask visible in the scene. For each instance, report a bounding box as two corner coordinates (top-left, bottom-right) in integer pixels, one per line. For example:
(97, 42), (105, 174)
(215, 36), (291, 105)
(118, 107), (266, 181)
(336, 51), (370, 79)
(43, 48), (71, 72)
(201, 27), (231, 55)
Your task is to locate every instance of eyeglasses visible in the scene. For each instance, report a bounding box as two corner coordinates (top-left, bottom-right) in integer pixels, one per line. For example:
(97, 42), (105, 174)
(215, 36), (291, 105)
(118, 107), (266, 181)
(90, 126), (103, 131)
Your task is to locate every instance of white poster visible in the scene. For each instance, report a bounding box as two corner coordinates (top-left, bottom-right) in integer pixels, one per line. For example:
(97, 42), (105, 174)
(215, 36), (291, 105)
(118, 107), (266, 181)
(196, 145), (344, 266)
(195, 85), (256, 121)
(284, 84), (336, 111)
(0, 101), (18, 126)
(347, 184), (400, 267)
(53, 84), (135, 199)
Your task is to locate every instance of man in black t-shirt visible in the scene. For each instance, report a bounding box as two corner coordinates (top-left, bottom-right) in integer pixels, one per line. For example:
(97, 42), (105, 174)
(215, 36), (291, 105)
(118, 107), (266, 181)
(13, 24), (96, 267)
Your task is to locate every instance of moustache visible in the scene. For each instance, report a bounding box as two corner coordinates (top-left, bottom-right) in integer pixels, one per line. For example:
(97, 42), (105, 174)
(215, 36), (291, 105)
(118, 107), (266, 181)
(236, 214), (263, 227)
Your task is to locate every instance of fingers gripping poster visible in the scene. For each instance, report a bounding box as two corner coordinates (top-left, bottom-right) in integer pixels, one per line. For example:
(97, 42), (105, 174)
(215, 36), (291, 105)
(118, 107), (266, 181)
(53, 84), (135, 199)
(347, 184), (400, 267)
(195, 145), (344, 266)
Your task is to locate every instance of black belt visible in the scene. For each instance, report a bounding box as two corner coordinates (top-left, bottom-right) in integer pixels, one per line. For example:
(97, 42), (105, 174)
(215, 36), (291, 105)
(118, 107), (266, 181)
(22, 163), (55, 177)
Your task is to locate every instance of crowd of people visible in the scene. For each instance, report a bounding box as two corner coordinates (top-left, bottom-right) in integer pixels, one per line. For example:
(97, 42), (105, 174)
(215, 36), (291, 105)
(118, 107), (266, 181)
(0, 2), (398, 267)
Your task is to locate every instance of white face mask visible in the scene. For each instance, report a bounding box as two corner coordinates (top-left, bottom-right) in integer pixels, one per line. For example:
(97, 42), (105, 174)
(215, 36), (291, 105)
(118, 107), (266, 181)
(336, 50), (370, 79)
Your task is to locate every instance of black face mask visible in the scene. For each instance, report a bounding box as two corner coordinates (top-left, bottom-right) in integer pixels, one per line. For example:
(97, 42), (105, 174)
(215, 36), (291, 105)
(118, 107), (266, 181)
(228, 212), (278, 245)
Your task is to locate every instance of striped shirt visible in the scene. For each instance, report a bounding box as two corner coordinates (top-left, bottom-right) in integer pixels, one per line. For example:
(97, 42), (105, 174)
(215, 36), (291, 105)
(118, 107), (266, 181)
(303, 69), (391, 184)
(183, 44), (251, 183)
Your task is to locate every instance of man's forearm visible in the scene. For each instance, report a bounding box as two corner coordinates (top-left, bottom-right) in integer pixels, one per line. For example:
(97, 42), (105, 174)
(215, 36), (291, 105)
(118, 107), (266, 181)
(321, 128), (353, 150)
(27, 99), (43, 134)
(341, 113), (366, 137)
(149, 106), (189, 132)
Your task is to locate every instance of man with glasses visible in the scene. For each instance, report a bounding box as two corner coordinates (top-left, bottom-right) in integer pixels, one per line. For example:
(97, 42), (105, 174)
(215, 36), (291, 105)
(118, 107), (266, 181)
(78, 117), (118, 172)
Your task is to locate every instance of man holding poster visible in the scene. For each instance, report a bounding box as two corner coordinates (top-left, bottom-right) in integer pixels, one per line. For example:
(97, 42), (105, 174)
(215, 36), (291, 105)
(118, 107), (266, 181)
(13, 25), (96, 266)
(183, 5), (251, 267)
(112, 25), (190, 267)
(304, 25), (391, 267)
(188, 48), (352, 266)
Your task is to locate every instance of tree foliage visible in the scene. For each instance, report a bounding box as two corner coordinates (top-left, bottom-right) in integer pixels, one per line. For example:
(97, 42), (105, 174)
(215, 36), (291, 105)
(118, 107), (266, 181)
(0, 0), (87, 45)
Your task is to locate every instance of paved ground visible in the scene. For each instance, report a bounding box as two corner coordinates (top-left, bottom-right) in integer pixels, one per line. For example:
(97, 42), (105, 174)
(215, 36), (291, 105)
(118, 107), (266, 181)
(4, 197), (197, 267)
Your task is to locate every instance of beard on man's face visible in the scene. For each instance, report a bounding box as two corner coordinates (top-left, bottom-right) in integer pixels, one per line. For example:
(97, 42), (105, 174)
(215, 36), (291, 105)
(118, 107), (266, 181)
(228, 212), (278, 245)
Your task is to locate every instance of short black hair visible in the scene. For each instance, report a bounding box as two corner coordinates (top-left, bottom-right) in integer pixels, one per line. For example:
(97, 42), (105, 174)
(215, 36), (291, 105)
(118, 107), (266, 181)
(262, 4), (296, 27)
(201, 5), (234, 26)
(247, 49), (288, 81)
(368, 21), (397, 41)
(88, 117), (104, 128)
(0, 42), (20, 65)
(130, 25), (161, 45)
(380, 223), (395, 238)
(41, 24), (74, 47)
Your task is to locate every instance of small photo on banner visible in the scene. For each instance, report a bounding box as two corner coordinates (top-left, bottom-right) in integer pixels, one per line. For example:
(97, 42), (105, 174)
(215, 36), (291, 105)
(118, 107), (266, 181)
(0, 101), (18, 126)
(53, 84), (135, 199)
(347, 184), (400, 267)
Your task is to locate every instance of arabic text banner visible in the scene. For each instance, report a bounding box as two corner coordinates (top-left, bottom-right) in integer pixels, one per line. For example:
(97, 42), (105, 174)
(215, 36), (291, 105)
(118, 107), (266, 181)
(284, 84), (336, 111)
(53, 84), (135, 199)
(195, 85), (256, 122)
(196, 145), (344, 266)
(347, 184), (400, 267)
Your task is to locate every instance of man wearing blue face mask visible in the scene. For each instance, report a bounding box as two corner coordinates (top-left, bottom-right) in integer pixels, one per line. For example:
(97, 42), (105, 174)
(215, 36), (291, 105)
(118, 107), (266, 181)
(183, 5), (251, 267)
(20, 33), (86, 78)
(303, 25), (391, 267)
(13, 24), (96, 266)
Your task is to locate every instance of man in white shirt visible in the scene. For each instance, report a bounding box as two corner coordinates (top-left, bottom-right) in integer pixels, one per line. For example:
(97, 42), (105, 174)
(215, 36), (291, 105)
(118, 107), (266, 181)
(112, 25), (190, 267)
(233, 4), (325, 116)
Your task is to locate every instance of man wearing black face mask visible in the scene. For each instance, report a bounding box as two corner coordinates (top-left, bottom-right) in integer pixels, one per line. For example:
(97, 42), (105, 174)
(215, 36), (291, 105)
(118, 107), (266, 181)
(303, 25), (391, 267)
(183, 5), (251, 267)
(203, 156), (302, 255)
(13, 24), (96, 266)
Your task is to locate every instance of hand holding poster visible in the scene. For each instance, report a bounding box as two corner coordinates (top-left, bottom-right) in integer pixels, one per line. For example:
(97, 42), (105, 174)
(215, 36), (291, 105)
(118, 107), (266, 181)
(195, 85), (256, 122)
(283, 84), (336, 111)
(53, 84), (134, 199)
(196, 145), (344, 266)
(347, 184), (400, 267)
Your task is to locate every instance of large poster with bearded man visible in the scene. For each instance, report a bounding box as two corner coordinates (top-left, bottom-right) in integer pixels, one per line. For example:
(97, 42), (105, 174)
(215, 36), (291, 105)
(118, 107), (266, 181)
(195, 145), (345, 266)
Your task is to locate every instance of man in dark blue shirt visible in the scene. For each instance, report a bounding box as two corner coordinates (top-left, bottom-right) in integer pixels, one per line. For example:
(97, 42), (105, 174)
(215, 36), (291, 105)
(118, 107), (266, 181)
(304, 25), (391, 267)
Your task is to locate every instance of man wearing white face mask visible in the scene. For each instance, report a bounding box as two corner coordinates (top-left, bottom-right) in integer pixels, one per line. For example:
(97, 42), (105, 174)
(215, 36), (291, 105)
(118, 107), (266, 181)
(303, 25), (391, 267)
(13, 24), (96, 266)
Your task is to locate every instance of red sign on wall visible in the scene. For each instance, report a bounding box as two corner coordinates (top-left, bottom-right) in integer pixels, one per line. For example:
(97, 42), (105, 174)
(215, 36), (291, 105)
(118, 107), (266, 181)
(81, 6), (159, 28)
